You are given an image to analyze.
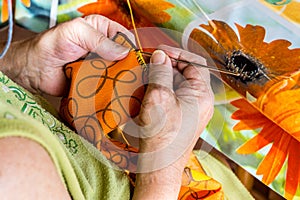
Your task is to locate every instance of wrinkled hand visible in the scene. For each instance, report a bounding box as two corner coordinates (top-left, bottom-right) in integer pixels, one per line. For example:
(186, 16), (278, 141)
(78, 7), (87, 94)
(132, 46), (214, 200)
(4, 15), (133, 96)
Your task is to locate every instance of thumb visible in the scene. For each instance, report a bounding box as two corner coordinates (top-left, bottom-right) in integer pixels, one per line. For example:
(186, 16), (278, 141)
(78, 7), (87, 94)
(149, 50), (173, 90)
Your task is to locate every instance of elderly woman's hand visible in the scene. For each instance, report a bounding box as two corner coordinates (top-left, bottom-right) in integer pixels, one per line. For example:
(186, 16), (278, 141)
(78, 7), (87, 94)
(0, 15), (133, 96)
(132, 46), (214, 200)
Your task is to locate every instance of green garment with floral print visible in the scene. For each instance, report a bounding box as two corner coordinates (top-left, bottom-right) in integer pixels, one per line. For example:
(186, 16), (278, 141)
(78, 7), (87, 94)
(0, 71), (130, 200)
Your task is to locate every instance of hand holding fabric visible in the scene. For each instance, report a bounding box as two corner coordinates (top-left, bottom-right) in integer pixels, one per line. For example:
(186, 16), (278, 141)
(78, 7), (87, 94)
(133, 47), (214, 200)
(0, 15), (133, 96)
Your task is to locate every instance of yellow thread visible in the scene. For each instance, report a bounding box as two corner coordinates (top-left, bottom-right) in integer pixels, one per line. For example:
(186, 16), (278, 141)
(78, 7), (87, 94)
(136, 50), (148, 71)
(126, 0), (143, 51)
(120, 131), (131, 146)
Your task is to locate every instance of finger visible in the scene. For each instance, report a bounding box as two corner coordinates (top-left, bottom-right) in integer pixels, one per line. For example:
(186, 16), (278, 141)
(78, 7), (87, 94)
(70, 17), (130, 61)
(173, 68), (184, 90)
(149, 50), (173, 90)
(158, 45), (206, 72)
(176, 65), (211, 96)
(158, 45), (210, 87)
(157, 46), (213, 110)
(83, 15), (136, 59)
(83, 15), (135, 43)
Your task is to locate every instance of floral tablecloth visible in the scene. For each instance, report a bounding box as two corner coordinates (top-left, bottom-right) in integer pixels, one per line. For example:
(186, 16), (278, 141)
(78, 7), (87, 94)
(1, 0), (300, 199)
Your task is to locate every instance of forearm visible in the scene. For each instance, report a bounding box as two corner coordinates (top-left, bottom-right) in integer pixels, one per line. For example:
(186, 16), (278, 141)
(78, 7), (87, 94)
(0, 36), (40, 92)
(0, 39), (31, 80)
(132, 165), (183, 200)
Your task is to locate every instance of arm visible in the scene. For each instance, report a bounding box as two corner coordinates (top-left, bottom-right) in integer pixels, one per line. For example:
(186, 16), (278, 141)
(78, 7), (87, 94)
(0, 137), (71, 199)
(132, 48), (214, 199)
(0, 38), (34, 91)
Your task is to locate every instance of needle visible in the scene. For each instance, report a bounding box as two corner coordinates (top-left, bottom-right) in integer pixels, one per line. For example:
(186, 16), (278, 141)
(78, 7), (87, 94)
(139, 51), (241, 77)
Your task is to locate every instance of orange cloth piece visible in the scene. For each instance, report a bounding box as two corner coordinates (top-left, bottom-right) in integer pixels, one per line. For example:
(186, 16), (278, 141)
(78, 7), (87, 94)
(179, 153), (224, 199)
(60, 33), (224, 199)
(60, 33), (147, 142)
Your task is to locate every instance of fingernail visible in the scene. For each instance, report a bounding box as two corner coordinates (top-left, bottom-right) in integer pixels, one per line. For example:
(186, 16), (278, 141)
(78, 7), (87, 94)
(151, 50), (166, 65)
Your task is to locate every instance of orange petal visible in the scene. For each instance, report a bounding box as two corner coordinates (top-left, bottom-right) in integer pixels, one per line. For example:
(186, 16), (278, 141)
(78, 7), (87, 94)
(130, 0), (174, 23)
(189, 28), (226, 65)
(236, 23), (267, 54)
(235, 21), (300, 80)
(232, 117), (267, 131)
(257, 132), (291, 185)
(285, 138), (300, 199)
(1, 0), (8, 23)
(260, 41), (300, 75)
(200, 20), (240, 51)
(77, 1), (118, 16)
(231, 108), (265, 121)
(230, 98), (250, 108)
(231, 98), (268, 130)
(230, 98), (260, 113)
(21, 0), (31, 7)
(236, 123), (278, 154)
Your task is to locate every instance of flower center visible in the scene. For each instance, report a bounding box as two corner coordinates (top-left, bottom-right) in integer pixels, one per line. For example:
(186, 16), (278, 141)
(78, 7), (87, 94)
(226, 51), (263, 82)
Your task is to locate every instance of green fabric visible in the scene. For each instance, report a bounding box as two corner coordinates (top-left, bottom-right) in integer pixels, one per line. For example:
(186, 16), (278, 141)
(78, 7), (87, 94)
(194, 150), (255, 200)
(0, 71), (130, 200)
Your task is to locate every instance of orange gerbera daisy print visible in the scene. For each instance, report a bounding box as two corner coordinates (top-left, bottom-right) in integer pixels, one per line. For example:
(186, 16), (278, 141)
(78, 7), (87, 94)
(188, 20), (300, 99)
(231, 71), (300, 199)
(188, 20), (300, 199)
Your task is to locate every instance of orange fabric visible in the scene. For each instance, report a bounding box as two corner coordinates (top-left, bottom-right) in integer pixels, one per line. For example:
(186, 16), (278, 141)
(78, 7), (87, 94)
(60, 33), (224, 199)
(61, 51), (145, 138)
(60, 33), (146, 141)
(179, 154), (224, 200)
